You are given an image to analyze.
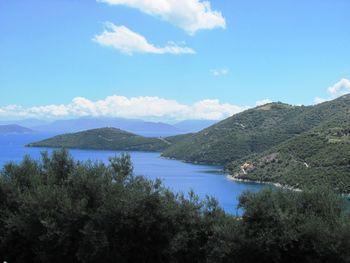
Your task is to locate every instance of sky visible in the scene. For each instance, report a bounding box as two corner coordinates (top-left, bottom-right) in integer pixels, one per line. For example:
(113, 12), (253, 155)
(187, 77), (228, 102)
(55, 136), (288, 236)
(0, 0), (349, 121)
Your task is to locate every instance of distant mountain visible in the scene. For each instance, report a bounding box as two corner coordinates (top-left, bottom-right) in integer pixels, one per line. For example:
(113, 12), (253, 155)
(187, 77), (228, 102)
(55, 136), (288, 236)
(33, 118), (139, 133)
(32, 117), (181, 137)
(0, 124), (34, 134)
(0, 119), (49, 128)
(27, 127), (171, 152)
(3, 117), (218, 137)
(173, 120), (217, 133)
(125, 121), (181, 137)
(162, 95), (350, 165)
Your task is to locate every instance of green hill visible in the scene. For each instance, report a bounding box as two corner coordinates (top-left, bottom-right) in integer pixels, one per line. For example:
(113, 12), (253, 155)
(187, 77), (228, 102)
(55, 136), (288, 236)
(27, 127), (170, 152)
(162, 95), (350, 165)
(227, 123), (350, 192)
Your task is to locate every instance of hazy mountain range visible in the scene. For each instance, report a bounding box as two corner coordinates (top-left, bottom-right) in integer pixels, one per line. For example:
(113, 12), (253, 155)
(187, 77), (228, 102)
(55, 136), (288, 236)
(0, 118), (217, 137)
(0, 124), (34, 134)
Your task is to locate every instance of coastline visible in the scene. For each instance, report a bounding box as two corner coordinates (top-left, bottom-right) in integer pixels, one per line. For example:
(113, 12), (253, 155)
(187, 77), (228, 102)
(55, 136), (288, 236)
(162, 155), (302, 193)
(160, 155), (224, 166)
(226, 174), (302, 192)
(226, 175), (350, 198)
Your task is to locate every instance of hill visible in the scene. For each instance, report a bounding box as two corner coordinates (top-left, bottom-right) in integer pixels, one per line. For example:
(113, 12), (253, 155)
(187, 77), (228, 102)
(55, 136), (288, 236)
(162, 95), (350, 165)
(227, 115), (350, 192)
(162, 103), (306, 164)
(124, 121), (181, 137)
(173, 120), (217, 133)
(27, 127), (170, 152)
(4, 117), (216, 137)
(33, 117), (182, 137)
(0, 119), (49, 128)
(0, 124), (34, 134)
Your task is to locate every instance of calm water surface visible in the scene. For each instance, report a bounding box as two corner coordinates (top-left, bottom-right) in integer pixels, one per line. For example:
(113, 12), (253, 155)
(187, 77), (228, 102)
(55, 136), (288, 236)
(0, 133), (268, 214)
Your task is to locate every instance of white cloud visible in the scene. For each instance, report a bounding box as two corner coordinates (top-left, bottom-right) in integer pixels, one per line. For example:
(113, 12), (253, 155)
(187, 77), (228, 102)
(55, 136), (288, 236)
(0, 96), (247, 121)
(190, 99), (245, 120)
(97, 0), (226, 35)
(93, 23), (195, 55)
(328, 78), (350, 97)
(256, 99), (272, 106)
(313, 96), (327, 105)
(313, 78), (350, 104)
(210, 68), (229, 77)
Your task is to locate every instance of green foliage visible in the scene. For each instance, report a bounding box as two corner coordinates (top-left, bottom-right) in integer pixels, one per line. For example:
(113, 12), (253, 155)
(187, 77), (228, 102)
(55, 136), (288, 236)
(1, 151), (350, 262)
(228, 120), (350, 192)
(27, 127), (170, 152)
(0, 150), (226, 262)
(109, 153), (134, 182)
(233, 188), (350, 263)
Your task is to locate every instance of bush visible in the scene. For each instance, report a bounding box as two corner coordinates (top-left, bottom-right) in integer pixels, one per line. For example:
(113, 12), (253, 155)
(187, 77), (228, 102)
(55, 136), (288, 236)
(1, 150), (350, 262)
(0, 150), (226, 263)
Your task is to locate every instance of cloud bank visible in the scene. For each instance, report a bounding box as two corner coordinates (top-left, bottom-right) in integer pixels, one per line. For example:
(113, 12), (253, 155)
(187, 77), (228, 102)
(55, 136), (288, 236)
(328, 78), (350, 97)
(314, 78), (350, 104)
(256, 99), (272, 106)
(97, 0), (226, 35)
(93, 23), (195, 55)
(0, 96), (247, 121)
(313, 97), (327, 105)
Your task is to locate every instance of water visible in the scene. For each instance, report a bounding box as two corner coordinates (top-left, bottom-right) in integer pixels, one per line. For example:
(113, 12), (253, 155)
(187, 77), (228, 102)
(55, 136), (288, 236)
(0, 133), (267, 214)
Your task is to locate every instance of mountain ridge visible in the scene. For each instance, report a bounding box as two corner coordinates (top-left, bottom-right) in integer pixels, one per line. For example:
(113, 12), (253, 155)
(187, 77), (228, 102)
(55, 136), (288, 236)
(0, 124), (34, 134)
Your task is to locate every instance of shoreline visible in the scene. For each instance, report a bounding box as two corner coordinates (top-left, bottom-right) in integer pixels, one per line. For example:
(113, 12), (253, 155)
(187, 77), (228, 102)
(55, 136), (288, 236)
(159, 155), (224, 166)
(226, 175), (350, 198)
(226, 174), (302, 192)
(162, 156), (303, 193)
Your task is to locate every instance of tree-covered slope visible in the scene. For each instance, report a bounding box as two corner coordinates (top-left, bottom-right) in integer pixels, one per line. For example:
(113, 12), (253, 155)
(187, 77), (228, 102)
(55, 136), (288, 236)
(27, 127), (170, 152)
(162, 95), (350, 164)
(227, 114), (350, 192)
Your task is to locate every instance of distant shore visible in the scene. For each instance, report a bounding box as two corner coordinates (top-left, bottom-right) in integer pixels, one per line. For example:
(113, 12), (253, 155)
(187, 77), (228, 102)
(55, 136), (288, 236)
(226, 174), (302, 192)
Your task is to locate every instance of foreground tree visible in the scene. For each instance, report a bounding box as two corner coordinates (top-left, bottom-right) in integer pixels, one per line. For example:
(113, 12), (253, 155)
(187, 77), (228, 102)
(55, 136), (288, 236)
(1, 150), (350, 262)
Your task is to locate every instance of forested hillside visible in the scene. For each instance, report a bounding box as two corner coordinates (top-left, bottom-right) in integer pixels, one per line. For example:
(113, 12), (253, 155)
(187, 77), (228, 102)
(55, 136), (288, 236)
(228, 114), (350, 192)
(163, 95), (350, 164)
(27, 127), (170, 152)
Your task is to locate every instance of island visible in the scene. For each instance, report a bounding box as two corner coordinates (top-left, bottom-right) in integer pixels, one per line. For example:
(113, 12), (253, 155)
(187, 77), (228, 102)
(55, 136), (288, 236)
(0, 124), (34, 134)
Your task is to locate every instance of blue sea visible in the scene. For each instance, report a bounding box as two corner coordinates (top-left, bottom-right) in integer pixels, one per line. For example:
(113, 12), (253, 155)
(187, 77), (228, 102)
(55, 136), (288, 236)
(0, 133), (268, 214)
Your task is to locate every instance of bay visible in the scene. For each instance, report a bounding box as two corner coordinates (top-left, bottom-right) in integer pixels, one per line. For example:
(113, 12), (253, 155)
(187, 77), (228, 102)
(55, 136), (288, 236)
(0, 133), (267, 214)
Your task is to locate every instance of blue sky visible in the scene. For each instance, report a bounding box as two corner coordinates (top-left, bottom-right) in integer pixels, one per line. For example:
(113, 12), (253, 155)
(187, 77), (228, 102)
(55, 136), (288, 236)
(0, 0), (349, 121)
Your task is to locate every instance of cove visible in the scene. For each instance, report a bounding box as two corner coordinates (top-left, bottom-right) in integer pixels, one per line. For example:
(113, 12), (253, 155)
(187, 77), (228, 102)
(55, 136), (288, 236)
(0, 133), (269, 214)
